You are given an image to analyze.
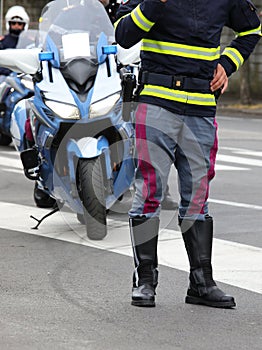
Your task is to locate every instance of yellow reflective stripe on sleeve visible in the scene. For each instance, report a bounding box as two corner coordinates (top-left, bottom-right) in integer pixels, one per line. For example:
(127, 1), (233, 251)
(222, 47), (244, 70)
(114, 14), (130, 29)
(140, 85), (216, 106)
(141, 39), (220, 61)
(236, 24), (262, 37)
(131, 5), (155, 32)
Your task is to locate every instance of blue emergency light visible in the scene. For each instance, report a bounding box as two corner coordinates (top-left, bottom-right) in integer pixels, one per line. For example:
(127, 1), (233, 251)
(102, 45), (117, 55)
(39, 52), (54, 61)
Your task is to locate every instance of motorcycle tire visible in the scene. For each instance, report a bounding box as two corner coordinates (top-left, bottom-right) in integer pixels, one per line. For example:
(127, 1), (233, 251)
(76, 213), (85, 225)
(0, 132), (12, 146)
(77, 158), (107, 240)
(34, 183), (57, 208)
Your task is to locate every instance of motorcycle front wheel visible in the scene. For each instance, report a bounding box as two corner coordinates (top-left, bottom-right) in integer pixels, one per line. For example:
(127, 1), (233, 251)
(77, 157), (107, 240)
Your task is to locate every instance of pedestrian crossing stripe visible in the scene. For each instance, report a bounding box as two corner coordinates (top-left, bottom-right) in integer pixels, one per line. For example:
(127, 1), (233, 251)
(0, 201), (261, 295)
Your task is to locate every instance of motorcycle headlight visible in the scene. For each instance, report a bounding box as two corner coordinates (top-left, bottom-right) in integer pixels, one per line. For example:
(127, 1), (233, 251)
(89, 93), (121, 119)
(45, 100), (80, 119)
(21, 77), (34, 91)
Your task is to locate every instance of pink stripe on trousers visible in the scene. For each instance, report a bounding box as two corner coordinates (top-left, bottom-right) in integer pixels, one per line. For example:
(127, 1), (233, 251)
(188, 117), (218, 216)
(135, 104), (160, 214)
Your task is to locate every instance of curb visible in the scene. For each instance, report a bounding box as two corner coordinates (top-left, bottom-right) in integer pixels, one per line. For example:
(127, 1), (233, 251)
(217, 102), (262, 118)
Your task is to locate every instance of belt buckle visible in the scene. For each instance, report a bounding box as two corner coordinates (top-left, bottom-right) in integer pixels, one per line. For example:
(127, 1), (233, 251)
(172, 76), (183, 89)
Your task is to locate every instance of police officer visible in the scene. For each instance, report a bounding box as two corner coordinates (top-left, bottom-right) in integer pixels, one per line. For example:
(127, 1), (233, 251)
(0, 6), (30, 82)
(112, 0), (178, 210)
(115, 0), (261, 307)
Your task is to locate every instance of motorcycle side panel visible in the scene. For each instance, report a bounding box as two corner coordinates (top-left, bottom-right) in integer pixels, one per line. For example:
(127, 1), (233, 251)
(10, 99), (27, 151)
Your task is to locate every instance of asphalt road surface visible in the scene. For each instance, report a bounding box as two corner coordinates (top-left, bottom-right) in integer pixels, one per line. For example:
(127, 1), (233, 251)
(0, 113), (262, 350)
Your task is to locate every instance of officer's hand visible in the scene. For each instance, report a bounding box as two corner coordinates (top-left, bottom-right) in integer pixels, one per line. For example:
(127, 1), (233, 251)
(160, 0), (167, 2)
(210, 64), (228, 94)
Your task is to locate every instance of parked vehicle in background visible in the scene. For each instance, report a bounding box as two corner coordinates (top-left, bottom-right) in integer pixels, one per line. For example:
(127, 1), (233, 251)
(0, 30), (37, 146)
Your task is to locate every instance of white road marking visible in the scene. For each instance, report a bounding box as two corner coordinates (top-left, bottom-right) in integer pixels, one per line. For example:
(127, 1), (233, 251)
(1, 167), (23, 174)
(0, 153), (22, 168)
(0, 161), (249, 173)
(0, 150), (17, 156)
(217, 154), (262, 167)
(1, 147), (261, 294)
(220, 147), (262, 157)
(215, 164), (249, 171)
(209, 198), (262, 210)
(0, 148), (253, 176)
(0, 201), (261, 295)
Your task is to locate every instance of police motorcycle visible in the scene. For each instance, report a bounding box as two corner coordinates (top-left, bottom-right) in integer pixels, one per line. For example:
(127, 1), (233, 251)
(0, 30), (37, 146)
(0, 0), (136, 240)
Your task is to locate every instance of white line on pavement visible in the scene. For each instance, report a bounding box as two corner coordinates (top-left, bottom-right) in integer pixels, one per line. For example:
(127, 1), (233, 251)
(1, 166), (23, 174)
(0, 151), (252, 175)
(0, 201), (261, 295)
(209, 198), (262, 210)
(215, 164), (249, 171)
(0, 154), (22, 168)
(216, 154), (262, 167)
(220, 147), (262, 157)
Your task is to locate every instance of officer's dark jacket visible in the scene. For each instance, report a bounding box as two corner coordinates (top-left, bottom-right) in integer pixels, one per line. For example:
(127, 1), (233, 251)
(115, 0), (261, 117)
(0, 33), (19, 76)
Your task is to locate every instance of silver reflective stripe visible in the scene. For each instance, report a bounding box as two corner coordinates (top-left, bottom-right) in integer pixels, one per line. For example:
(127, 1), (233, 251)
(140, 85), (216, 106)
(141, 39), (220, 60)
(131, 5), (154, 32)
(237, 24), (262, 37)
(222, 47), (244, 70)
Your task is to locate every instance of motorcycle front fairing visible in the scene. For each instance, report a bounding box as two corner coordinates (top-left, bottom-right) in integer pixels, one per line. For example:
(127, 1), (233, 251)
(31, 43), (116, 202)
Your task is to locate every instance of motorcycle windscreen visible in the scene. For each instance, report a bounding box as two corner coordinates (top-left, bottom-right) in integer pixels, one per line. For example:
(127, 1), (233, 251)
(16, 29), (40, 49)
(39, 0), (115, 65)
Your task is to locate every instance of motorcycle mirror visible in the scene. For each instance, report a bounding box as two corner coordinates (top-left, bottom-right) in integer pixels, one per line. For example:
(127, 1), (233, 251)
(39, 52), (55, 83)
(39, 52), (54, 61)
(102, 45), (117, 55)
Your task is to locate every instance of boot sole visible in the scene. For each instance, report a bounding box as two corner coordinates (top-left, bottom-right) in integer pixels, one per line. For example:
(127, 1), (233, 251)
(185, 296), (236, 308)
(131, 300), (155, 307)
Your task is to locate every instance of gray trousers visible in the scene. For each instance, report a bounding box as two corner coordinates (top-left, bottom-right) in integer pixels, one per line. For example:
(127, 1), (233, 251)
(129, 103), (218, 220)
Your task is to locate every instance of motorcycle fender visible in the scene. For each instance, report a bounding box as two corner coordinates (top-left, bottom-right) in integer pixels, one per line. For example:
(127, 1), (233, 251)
(67, 136), (111, 184)
(72, 136), (109, 158)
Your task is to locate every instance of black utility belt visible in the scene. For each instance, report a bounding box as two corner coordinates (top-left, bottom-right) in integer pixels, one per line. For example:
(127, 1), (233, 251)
(140, 71), (211, 92)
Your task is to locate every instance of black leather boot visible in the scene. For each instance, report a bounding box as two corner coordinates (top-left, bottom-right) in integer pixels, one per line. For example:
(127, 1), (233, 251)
(129, 216), (159, 307)
(180, 216), (236, 308)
